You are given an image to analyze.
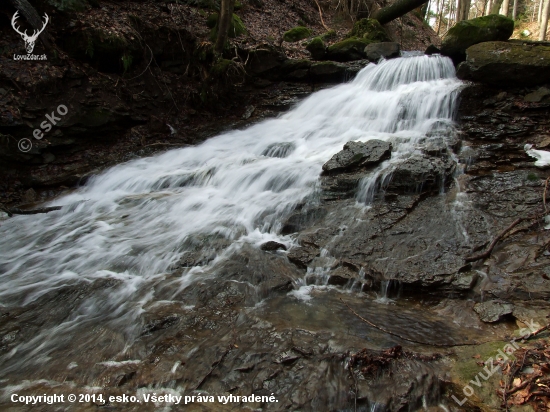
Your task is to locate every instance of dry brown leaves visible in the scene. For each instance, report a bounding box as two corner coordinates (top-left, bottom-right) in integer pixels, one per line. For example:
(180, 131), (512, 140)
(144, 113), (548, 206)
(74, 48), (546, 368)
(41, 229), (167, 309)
(499, 341), (550, 411)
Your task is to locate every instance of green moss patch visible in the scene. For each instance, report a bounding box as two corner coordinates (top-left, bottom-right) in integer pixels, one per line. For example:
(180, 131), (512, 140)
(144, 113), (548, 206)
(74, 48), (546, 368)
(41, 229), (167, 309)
(306, 37), (326, 60)
(283, 26), (312, 42)
(348, 19), (390, 42)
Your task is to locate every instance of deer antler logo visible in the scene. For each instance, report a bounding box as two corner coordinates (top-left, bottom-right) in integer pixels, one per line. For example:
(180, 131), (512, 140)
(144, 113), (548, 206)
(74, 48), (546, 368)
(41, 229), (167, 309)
(11, 11), (49, 54)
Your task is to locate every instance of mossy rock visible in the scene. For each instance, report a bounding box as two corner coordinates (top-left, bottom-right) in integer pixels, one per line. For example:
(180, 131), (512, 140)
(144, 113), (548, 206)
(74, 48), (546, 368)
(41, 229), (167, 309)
(325, 37), (371, 62)
(283, 26), (312, 42)
(456, 41), (550, 87)
(441, 14), (514, 64)
(306, 37), (326, 60)
(348, 19), (390, 43)
(209, 13), (247, 41)
(320, 30), (337, 41)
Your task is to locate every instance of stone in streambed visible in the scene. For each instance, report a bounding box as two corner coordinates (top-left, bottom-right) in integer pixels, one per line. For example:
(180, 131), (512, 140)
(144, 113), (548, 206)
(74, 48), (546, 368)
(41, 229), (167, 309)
(260, 241), (287, 252)
(322, 140), (391, 173)
(473, 300), (514, 323)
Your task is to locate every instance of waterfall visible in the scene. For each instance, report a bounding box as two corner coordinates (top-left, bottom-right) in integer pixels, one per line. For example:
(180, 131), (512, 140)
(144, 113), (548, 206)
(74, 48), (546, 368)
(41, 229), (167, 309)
(0, 55), (462, 375)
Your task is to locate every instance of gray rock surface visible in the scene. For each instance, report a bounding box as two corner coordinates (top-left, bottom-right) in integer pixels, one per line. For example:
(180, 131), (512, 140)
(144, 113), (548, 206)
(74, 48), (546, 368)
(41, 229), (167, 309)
(473, 300), (514, 323)
(322, 140), (391, 173)
(364, 42), (400, 61)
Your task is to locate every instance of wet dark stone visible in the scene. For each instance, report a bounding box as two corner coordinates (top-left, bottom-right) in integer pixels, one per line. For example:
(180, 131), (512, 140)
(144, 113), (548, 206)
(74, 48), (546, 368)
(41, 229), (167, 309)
(327, 266), (357, 286)
(386, 155), (455, 193)
(322, 140), (391, 173)
(260, 241), (287, 251)
(473, 300), (514, 323)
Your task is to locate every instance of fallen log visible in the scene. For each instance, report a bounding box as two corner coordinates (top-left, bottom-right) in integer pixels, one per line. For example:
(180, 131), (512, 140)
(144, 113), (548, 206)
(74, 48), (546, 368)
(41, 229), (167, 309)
(372, 0), (429, 25)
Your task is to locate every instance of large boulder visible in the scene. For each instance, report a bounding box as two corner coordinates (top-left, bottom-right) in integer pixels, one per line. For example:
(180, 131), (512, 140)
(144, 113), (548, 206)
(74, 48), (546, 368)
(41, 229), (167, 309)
(440, 15), (514, 64)
(325, 38), (371, 62)
(322, 140), (392, 173)
(364, 42), (400, 61)
(456, 41), (550, 87)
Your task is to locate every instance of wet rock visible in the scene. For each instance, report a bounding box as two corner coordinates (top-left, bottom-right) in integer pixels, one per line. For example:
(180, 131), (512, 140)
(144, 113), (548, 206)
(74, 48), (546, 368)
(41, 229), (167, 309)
(473, 300), (514, 323)
(322, 140), (391, 173)
(364, 42), (400, 61)
(281, 206), (327, 234)
(260, 241), (287, 251)
(425, 44), (441, 55)
(327, 266), (356, 286)
(287, 245), (318, 270)
(325, 38), (370, 62)
(440, 15), (514, 64)
(309, 61), (347, 81)
(387, 155), (455, 193)
(456, 41), (550, 87)
(320, 169), (367, 200)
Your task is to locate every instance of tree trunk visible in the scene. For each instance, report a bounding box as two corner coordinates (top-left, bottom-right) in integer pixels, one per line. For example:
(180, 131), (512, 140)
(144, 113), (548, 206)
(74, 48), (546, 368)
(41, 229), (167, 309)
(457, 0), (472, 21)
(9, 0), (52, 48)
(214, 0), (236, 54)
(501, 0), (509, 15)
(485, 0), (492, 15)
(539, 0), (545, 22)
(512, 0), (518, 19)
(372, 0), (429, 24)
(490, 0), (504, 13)
(540, 0), (550, 40)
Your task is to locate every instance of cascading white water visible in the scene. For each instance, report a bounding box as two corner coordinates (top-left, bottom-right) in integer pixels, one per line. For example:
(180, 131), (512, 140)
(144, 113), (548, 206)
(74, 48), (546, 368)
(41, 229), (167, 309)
(0, 55), (462, 373)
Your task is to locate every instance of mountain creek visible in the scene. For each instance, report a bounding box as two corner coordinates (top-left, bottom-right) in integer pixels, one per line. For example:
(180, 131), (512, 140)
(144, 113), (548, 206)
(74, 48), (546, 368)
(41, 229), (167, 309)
(2, 1), (550, 404)
(1, 51), (550, 411)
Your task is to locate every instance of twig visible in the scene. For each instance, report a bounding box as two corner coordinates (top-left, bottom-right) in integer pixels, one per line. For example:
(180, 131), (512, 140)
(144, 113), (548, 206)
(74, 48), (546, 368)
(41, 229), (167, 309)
(340, 299), (482, 347)
(527, 324), (550, 339)
(465, 217), (527, 262)
(126, 44), (154, 81)
(313, 0), (330, 31)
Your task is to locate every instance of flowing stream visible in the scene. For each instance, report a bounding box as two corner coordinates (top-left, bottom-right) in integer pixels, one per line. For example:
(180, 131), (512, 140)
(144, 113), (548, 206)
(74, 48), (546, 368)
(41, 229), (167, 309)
(0, 55), (465, 398)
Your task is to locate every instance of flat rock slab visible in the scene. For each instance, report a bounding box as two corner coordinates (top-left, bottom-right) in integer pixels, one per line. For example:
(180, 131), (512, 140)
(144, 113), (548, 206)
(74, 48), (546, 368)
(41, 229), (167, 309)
(322, 140), (391, 173)
(473, 300), (514, 323)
